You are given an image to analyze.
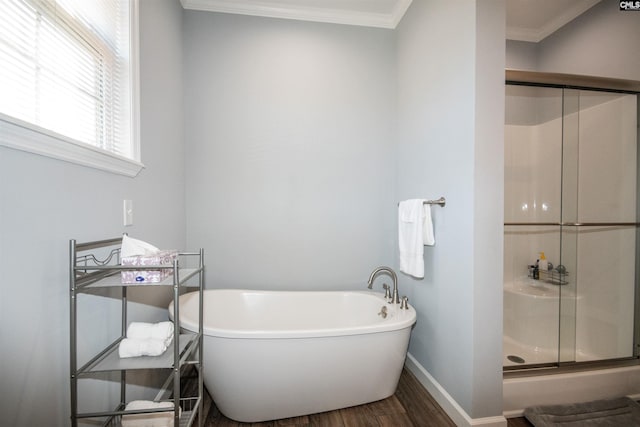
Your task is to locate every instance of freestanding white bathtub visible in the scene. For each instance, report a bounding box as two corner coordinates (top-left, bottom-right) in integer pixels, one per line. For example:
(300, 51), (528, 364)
(170, 289), (416, 422)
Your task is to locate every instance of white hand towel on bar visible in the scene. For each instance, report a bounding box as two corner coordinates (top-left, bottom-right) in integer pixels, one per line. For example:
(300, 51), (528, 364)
(423, 201), (435, 247)
(399, 199), (435, 278)
(399, 199), (425, 278)
(127, 321), (174, 347)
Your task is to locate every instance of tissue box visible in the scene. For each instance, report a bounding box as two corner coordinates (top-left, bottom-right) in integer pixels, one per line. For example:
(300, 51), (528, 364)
(121, 250), (178, 284)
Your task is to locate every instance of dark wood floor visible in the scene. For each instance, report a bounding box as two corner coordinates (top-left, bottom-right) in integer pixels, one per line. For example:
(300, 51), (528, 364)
(507, 417), (534, 427)
(194, 368), (532, 427)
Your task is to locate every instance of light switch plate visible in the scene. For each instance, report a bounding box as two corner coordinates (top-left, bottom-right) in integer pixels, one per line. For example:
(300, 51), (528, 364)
(123, 199), (133, 226)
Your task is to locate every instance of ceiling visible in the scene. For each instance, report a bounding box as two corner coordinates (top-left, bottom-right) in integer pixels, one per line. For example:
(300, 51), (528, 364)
(180, 0), (601, 42)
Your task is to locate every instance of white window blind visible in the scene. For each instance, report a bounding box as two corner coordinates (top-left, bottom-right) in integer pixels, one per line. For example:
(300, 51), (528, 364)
(0, 0), (142, 176)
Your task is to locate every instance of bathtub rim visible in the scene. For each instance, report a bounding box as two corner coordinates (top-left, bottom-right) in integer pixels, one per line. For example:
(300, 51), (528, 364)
(169, 288), (417, 339)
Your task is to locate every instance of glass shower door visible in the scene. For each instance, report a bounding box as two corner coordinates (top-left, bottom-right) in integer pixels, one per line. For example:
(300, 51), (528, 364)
(504, 85), (564, 367)
(504, 84), (639, 369)
(560, 89), (638, 363)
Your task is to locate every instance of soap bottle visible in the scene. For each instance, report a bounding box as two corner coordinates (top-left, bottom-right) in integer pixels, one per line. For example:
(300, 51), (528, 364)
(533, 259), (539, 280)
(539, 252), (548, 271)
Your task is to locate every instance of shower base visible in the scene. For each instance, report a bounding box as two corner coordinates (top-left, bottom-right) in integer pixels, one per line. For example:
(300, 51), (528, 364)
(503, 336), (555, 367)
(503, 336), (601, 368)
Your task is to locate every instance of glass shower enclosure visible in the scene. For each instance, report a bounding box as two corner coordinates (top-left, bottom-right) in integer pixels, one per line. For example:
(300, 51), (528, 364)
(503, 73), (640, 370)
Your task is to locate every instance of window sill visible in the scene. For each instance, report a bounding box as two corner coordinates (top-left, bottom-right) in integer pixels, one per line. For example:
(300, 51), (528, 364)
(0, 117), (144, 177)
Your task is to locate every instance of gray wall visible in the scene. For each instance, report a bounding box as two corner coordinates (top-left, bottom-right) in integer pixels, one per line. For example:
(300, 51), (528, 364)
(0, 0), (185, 425)
(396, 0), (505, 419)
(505, 40), (537, 70)
(507, 1), (640, 81)
(537, 1), (640, 81)
(9, 0), (617, 423)
(183, 0), (505, 421)
(183, 12), (397, 290)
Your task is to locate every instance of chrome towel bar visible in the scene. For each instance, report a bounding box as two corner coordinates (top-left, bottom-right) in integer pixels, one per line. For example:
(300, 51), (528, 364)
(424, 197), (446, 207)
(398, 197), (446, 207)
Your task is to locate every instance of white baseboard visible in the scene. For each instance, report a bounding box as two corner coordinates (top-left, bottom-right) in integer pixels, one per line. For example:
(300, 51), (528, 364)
(404, 354), (507, 427)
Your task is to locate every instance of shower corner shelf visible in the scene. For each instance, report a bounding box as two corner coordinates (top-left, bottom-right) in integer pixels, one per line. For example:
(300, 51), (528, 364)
(529, 268), (569, 286)
(69, 237), (205, 427)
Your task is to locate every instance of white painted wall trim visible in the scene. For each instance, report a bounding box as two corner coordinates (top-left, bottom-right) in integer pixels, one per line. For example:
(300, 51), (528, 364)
(180, 0), (412, 29)
(405, 354), (508, 427)
(0, 117), (144, 177)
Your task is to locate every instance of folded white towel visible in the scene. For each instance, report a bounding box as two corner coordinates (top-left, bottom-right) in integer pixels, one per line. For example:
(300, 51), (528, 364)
(118, 338), (168, 358)
(122, 400), (177, 427)
(399, 199), (426, 278)
(127, 321), (174, 347)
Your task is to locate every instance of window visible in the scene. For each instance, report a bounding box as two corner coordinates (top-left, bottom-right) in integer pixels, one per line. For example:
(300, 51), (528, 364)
(0, 0), (142, 176)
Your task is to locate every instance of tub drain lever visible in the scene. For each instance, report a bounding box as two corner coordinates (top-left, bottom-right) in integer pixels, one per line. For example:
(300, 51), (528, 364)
(378, 306), (388, 319)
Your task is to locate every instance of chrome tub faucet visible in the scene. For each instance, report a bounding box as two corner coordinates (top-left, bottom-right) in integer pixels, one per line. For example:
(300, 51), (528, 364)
(367, 266), (399, 304)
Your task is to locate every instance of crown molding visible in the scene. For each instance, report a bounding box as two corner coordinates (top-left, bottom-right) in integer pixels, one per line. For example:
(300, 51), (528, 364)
(180, 0), (412, 29)
(507, 0), (600, 42)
